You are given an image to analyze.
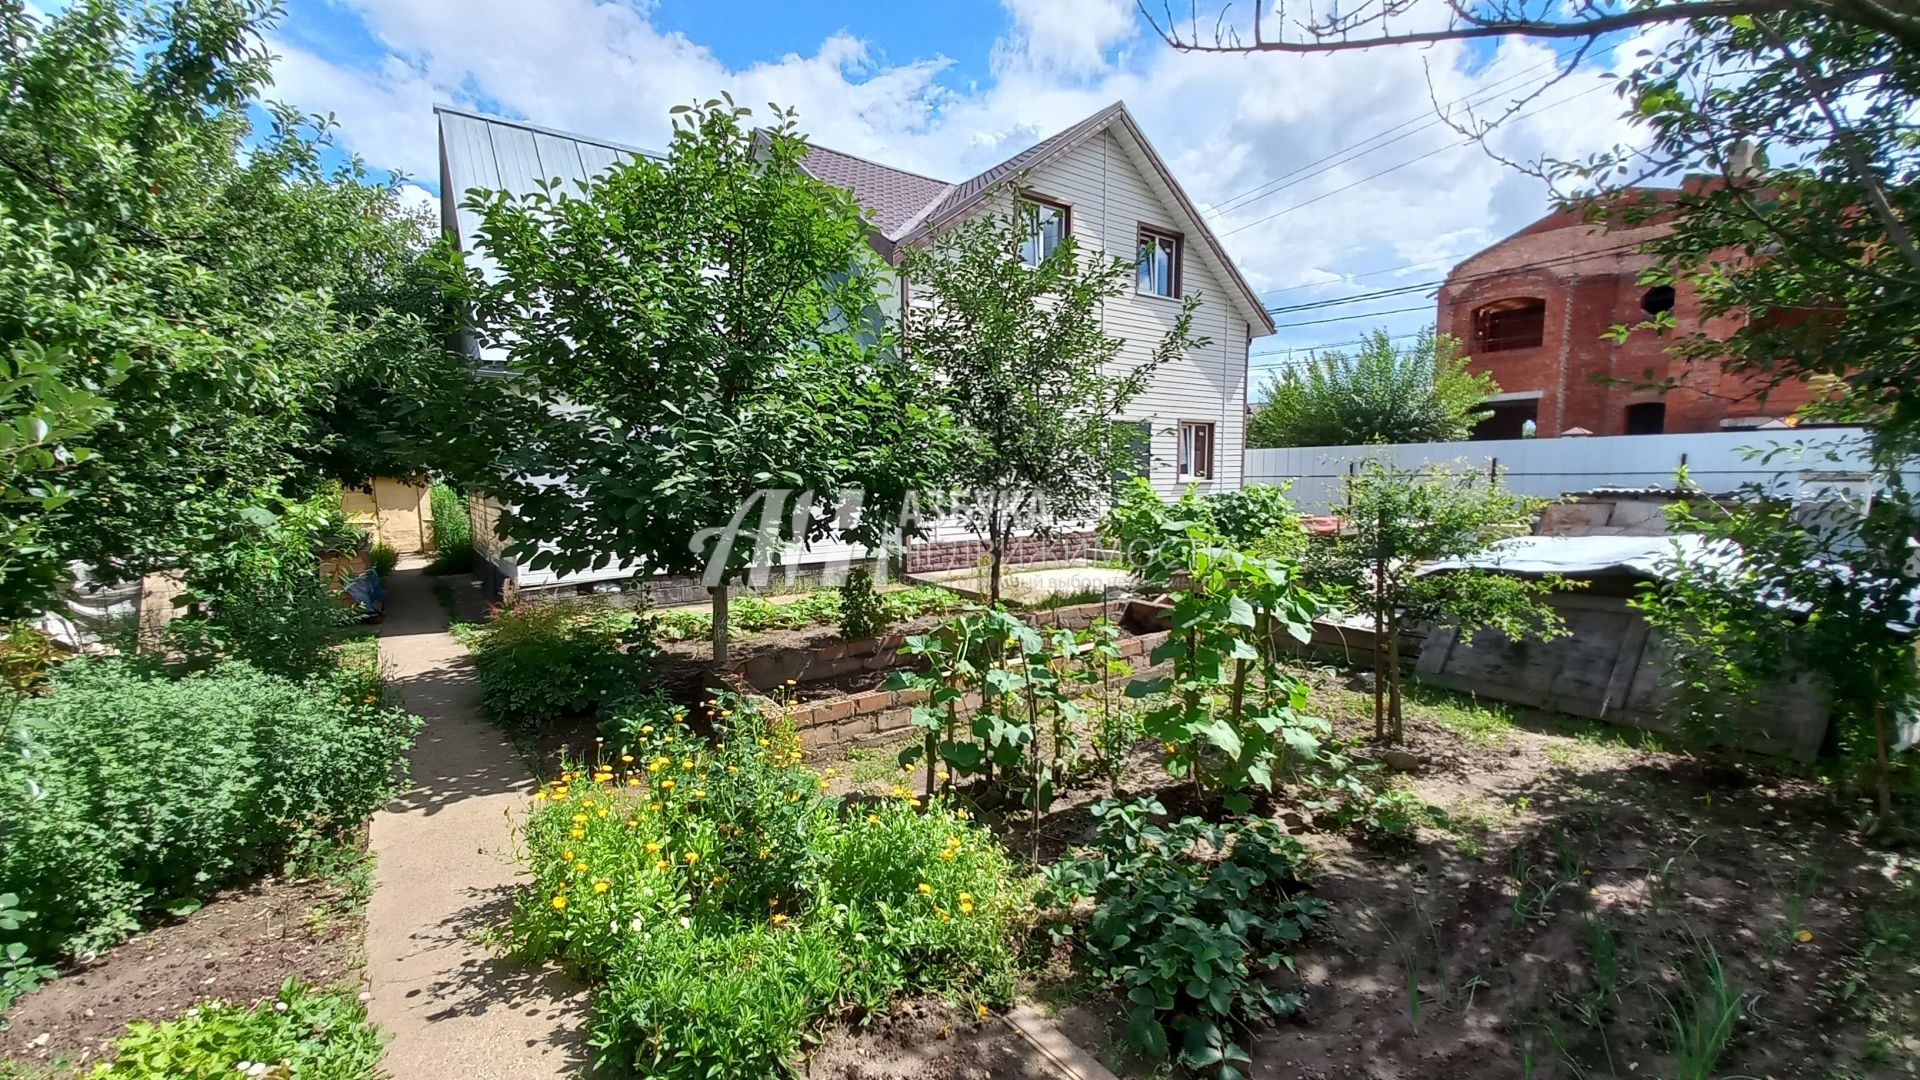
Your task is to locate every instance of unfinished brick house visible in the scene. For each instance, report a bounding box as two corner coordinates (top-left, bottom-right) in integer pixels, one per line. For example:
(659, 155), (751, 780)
(1437, 183), (1824, 439)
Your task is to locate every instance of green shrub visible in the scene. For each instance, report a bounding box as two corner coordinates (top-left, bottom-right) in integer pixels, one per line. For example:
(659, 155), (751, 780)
(1207, 483), (1307, 558)
(463, 600), (644, 729)
(838, 568), (886, 640)
(509, 695), (1025, 1079)
(645, 586), (962, 644)
(164, 492), (363, 681)
(0, 658), (420, 959)
(1, 892), (54, 1022)
(1040, 797), (1326, 1079)
(425, 482), (473, 575)
(367, 543), (399, 579)
(85, 978), (386, 1079)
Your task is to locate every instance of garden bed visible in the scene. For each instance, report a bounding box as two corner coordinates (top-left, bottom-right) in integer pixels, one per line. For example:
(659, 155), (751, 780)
(0, 869), (367, 1072)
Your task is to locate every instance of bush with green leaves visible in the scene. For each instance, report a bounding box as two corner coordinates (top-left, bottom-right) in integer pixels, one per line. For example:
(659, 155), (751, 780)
(1100, 476), (1307, 572)
(1207, 483), (1308, 558)
(0, 657), (419, 960)
(838, 568), (887, 640)
(646, 585), (963, 643)
(462, 600), (648, 729)
(368, 543), (399, 579)
(1040, 797), (1327, 1079)
(84, 978), (386, 1079)
(1, 892), (53, 1022)
(508, 694), (1026, 1078)
(425, 482), (474, 574)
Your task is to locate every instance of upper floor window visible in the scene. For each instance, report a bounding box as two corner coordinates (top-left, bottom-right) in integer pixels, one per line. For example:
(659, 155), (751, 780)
(1473, 297), (1546, 352)
(1018, 197), (1069, 267)
(1178, 421), (1215, 482)
(1137, 227), (1180, 297)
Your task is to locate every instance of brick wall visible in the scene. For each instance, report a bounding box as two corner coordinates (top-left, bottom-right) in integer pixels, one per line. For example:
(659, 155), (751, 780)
(1438, 191), (1825, 437)
(904, 532), (1099, 574)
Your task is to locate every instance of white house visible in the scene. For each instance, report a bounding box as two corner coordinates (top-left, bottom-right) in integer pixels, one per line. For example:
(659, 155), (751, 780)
(434, 102), (1275, 594)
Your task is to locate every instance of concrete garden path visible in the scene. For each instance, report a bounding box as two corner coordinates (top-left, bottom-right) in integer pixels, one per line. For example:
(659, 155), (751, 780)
(367, 560), (588, 1078)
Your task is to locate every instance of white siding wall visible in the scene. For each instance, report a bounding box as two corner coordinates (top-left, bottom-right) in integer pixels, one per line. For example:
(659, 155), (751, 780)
(1025, 130), (1251, 495)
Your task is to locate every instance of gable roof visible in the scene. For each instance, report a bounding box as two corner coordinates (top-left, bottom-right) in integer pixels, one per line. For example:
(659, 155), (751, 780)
(795, 102), (1274, 335)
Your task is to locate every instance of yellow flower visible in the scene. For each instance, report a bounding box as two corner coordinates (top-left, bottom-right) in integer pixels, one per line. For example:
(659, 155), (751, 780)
(681, 758), (695, 770)
(771, 913), (788, 926)
(710, 874), (726, 886)
(644, 841), (661, 853)
(908, 798), (922, 808)
(531, 791), (548, 803)
(891, 786), (909, 799)
(627, 777), (641, 788)
(1795, 929), (1814, 943)
(661, 778), (677, 790)
(683, 850), (699, 865)
(569, 827), (585, 840)
(691, 789), (706, 799)
(551, 894), (567, 911)
(936, 907), (951, 922)
(562, 849), (575, 861)
(768, 897), (780, 908)
(785, 678), (797, 686)
(1163, 742), (1178, 755)
(940, 849), (955, 861)
(759, 847), (771, 859)
(955, 810), (969, 821)
(936, 770), (949, 782)
(650, 802), (663, 813)
(592, 879), (610, 894)
(625, 817), (638, 829)
(726, 765), (738, 774)
(641, 725), (654, 735)
(574, 861), (588, 873)
(867, 813), (882, 824)
(818, 778), (831, 790)
(655, 859), (670, 871)
(620, 754), (634, 764)
(959, 900), (975, 915)
(596, 807), (610, 818)
(916, 882), (932, 896)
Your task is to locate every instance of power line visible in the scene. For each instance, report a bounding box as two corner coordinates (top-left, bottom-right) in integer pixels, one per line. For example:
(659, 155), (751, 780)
(1202, 47), (1589, 220)
(1221, 81), (1613, 240)
(1249, 331), (1425, 363)
(1268, 302), (1436, 330)
(1261, 237), (1651, 317)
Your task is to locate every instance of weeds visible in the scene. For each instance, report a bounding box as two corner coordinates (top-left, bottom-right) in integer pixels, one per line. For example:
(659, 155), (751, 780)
(1652, 938), (1745, 1080)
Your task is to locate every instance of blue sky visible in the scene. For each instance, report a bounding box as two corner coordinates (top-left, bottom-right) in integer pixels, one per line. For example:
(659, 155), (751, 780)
(256, 0), (1654, 375)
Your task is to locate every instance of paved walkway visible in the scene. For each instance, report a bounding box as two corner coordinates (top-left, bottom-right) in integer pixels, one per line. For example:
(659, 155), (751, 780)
(367, 560), (587, 1079)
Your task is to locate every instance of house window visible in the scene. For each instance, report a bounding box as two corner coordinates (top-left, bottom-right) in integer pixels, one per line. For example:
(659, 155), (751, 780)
(1018, 198), (1068, 266)
(1641, 285), (1676, 316)
(1177, 421), (1215, 481)
(1473, 297), (1547, 352)
(1625, 402), (1666, 435)
(1137, 227), (1180, 297)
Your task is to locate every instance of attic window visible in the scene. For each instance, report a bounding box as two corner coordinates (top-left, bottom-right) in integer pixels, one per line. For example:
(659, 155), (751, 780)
(1018, 197), (1069, 267)
(1137, 227), (1180, 297)
(1641, 285), (1676, 316)
(1473, 297), (1546, 353)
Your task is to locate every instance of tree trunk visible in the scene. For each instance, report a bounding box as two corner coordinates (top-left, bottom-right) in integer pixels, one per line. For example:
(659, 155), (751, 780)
(988, 521), (1006, 609)
(1872, 676), (1893, 830)
(710, 583), (729, 664)
(1387, 622), (1405, 744)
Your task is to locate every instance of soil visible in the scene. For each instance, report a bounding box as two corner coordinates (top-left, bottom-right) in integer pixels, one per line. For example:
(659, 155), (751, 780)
(821, 665), (1917, 1080)
(806, 999), (1065, 1080)
(0, 873), (365, 1072)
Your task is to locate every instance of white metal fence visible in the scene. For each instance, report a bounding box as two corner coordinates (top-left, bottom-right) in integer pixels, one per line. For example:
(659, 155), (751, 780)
(1245, 427), (1884, 514)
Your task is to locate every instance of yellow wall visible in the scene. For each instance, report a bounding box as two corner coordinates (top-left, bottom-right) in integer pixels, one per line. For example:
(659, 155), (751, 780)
(342, 477), (435, 553)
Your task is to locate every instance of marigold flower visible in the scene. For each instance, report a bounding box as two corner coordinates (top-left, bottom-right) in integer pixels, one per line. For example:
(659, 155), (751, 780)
(620, 754), (634, 764)
(940, 849), (955, 861)
(650, 802), (663, 813)
(916, 882), (932, 896)
(551, 894), (567, 911)
(683, 851), (699, 864)
(661, 778), (676, 790)
(867, 814), (881, 825)
(691, 789), (705, 799)
(574, 861), (588, 873)
(562, 849), (574, 861)
(771, 913), (788, 926)
(627, 778), (641, 788)
(655, 859), (669, 871)
(569, 827), (585, 840)
(593, 879), (610, 894)
(644, 841), (661, 854)
(625, 818), (638, 829)
(960, 900), (975, 915)
(641, 725), (654, 734)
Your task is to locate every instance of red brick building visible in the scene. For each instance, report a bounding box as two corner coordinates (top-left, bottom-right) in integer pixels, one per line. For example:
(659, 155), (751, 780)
(1437, 186), (1822, 438)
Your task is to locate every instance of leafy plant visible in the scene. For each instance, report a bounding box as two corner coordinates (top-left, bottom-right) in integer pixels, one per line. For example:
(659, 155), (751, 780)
(0, 892), (53, 1023)
(837, 568), (887, 640)
(1040, 798), (1326, 1079)
(0, 657), (419, 959)
(509, 694), (1025, 1079)
(1248, 329), (1494, 449)
(462, 600), (647, 729)
(368, 543), (399, 580)
(425, 481), (473, 574)
(1652, 939), (1745, 1080)
(85, 978), (386, 1079)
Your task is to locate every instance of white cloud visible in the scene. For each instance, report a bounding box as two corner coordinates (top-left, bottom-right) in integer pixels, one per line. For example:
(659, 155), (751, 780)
(263, 0), (1655, 346)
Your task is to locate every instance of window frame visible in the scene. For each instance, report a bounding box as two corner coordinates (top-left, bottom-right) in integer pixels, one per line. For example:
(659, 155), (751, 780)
(1017, 195), (1072, 268)
(1473, 297), (1547, 353)
(1136, 224), (1183, 300)
(1177, 420), (1216, 482)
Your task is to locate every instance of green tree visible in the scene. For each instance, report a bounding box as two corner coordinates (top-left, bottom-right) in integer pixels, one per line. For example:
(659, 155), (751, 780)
(901, 199), (1204, 605)
(461, 98), (942, 661)
(0, 0), (466, 615)
(1248, 330), (1494, 449)
(1313, 460), (1564, 743)
(1634, 466), (1917, 831)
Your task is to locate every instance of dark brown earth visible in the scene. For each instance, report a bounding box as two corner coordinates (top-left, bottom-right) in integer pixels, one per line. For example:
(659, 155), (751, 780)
(826, 666), (1917, 1080)
(0, 872), (365, 1073)
(806, 1000), (1065, 1080)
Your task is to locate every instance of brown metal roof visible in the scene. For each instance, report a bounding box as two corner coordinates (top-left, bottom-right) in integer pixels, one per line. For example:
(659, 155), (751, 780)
(796, 141), (952, 240)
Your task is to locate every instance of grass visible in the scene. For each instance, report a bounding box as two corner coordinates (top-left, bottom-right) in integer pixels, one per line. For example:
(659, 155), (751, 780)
(1652, 938), (1745, 1080)
(431, 576), (460, 624)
